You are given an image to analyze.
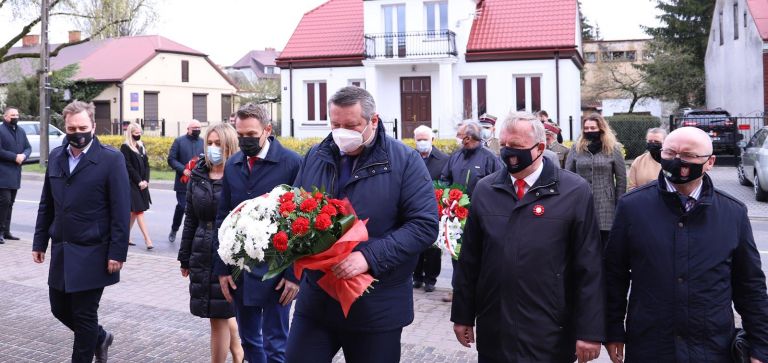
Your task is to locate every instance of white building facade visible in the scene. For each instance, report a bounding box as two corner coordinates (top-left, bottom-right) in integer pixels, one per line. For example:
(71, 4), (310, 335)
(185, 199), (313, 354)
(278, 0), (584, 140)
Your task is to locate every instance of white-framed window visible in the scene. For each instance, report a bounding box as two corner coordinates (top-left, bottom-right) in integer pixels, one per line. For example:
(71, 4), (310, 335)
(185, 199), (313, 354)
(305, 81), (327, 123)
(265, 66), (275, 74)
(734, 2), (740, 40)
(513, 75), (542, 113)
(425, 1), (448, 38)
(461, 77), (486, 120)
(348, 79), (366, 89)
(584, 52), (597, 63)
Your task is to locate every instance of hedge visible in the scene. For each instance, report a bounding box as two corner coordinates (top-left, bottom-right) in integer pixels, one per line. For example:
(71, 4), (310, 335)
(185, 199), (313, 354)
(606, 114), (661, 159)
(97, 136), (465, 172)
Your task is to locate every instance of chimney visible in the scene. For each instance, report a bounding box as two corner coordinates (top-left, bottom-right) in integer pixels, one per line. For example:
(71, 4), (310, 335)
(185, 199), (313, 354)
(265, 47), (276, 52)
(68, 30), (82, 43)
(22, 34), (40, 47)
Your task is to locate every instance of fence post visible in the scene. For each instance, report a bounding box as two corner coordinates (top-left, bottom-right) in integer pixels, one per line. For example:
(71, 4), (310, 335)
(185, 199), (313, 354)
(668, 115), (675, 131)
(161, 119), (166, 137)
(568, 116), (573, 141)
(394, 118), (399, 140)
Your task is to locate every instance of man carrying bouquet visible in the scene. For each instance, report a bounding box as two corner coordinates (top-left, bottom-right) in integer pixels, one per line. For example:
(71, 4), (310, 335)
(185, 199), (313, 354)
(213, 104), (302, 363)
(451, 112), (605, 362)
(286, 86), (439, 363)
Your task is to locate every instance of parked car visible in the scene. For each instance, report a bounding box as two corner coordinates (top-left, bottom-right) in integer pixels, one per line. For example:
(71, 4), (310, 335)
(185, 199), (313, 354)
(17, 121), (66, 162)
(676, 109), (742, 156)
(737, 126), (768, 202)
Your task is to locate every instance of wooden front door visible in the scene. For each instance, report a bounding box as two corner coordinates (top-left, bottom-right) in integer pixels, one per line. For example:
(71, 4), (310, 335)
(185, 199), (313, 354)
(93, 101), (111, 135)
(400, 77), (431, 138)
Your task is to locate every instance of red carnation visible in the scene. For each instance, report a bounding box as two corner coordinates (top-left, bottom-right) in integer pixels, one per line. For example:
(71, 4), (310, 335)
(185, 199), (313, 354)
(435, 189), (444, 201)
(300, 198), (319, 213)
(449, 189), (463, 202)
(291, 217), (310, 235)
(279, 201), (296, 216)
(314, 192), (324, 200)
(329, 199), (346, 214)
(279, 192), (294, 203)
(273, 231), (289, 252)
(455, 206), (468, 220)
(314, 213), (333, 231)
(320, 204), (338, 217)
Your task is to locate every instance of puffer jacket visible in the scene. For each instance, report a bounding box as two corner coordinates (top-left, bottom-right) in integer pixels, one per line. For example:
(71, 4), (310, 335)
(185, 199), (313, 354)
(178, 158), (234, 319)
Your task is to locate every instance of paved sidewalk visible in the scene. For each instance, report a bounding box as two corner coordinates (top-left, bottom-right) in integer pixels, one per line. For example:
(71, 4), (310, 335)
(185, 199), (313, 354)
(707, 166), (768, 219)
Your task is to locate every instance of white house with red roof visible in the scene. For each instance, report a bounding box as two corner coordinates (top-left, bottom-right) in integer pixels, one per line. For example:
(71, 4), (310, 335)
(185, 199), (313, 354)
(0, 33), (237, 136)
(706, 0), (768, 116)
(276, 0), (584, 139)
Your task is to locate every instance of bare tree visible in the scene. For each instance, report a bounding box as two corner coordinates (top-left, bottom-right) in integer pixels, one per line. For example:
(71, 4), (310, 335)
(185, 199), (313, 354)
(66, 0), (157, 39)
(584, 62), (656, 114)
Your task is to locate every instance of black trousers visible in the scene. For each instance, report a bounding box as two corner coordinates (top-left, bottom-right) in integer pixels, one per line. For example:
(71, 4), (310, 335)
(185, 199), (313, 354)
(49, 287), (107, 363)
(171, 191), (187, 232)
(285, 313), (402, 363)
(413, 246), (441, 285)
(0, 188), (17, 235)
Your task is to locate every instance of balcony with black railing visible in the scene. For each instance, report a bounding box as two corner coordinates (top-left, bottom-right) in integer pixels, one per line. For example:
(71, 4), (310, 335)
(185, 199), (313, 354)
(364, 30), (458, 60)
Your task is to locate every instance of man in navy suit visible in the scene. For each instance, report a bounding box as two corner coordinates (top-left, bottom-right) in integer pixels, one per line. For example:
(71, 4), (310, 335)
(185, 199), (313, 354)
(213, 103), (301, 363)
(33, 101), (130, 363)
(0, 106), (31, 244)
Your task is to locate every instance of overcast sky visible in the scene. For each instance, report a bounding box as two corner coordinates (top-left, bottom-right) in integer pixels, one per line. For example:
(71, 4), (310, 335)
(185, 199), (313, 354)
(0, 0), (661, 66)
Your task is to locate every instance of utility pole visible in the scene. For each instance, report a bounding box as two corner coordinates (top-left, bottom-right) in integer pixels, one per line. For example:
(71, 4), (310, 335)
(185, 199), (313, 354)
(38, 0), (50, 166)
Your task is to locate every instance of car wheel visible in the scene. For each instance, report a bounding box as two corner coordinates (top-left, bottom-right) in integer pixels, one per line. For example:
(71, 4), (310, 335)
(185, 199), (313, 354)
(737, 159), (753, 186)
(755, 173), (768, 202)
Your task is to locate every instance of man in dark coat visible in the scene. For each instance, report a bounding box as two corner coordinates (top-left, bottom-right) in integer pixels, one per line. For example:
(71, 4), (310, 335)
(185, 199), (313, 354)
(605, 127), (768, 363)
(167, 119), (204, 242)
(451, 112), (604, 363)
(0, 106), (31, 243)
(412, 125), (448, 293)
(213, 104), (301, 363)
(285, 86), (438, 363)
(32, 101), (130, 363)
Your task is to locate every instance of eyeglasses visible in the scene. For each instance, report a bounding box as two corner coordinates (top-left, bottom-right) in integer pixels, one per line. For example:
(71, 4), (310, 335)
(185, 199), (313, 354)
(660, 148), (712, 162)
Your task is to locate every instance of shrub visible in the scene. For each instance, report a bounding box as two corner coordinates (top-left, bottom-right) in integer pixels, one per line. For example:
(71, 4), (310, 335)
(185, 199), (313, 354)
(99, 135), (175, 172)
(606, 114), (661, 159)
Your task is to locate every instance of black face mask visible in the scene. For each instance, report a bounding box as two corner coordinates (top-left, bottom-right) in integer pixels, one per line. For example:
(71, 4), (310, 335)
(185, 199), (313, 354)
(189, 130), (201, 139)
(660, 157), (708, 185)
(584, 131), (601, 142)
(500, 144), (542, 174)
(239, 135), (263, 157)
(67, 131), (93, 149)
(132, 134), (141, 141)
(646, 142), (662, 163)
(9, 117), (19, 125)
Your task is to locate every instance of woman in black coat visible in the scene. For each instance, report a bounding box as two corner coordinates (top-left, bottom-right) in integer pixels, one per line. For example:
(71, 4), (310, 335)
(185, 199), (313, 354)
(120, 123), (153, 249)
(178, 123), (243, 363)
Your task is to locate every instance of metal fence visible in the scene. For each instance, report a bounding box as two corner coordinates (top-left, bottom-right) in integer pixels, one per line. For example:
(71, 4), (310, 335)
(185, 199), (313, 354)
(110, 119), (166, 137)
(669, 115), (768, 155)
(364, 30), (458, 59)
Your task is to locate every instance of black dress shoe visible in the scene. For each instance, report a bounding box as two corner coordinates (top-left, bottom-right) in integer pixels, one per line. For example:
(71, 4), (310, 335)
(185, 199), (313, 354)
(424, 284), (436, 293)
(412, 281), (423, 289)
(95, 332), (113, 363)
(0, 237), (4, 244)
(3, 233), (19, 240)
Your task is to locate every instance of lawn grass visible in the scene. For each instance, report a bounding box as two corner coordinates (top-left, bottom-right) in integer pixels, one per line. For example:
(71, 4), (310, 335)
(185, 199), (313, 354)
(23, 163), (176, 181)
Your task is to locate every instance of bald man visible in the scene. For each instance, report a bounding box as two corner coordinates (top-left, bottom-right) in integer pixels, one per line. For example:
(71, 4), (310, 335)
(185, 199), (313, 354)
(167, 120), (204, 242)
(605, 127), (768, 362)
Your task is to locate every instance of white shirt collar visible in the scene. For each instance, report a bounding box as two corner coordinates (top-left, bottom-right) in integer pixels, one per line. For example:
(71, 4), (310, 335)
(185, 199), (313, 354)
(510, 160), (545, 189)
(256, 138), (270, 159)
(664, 177), (703, 200)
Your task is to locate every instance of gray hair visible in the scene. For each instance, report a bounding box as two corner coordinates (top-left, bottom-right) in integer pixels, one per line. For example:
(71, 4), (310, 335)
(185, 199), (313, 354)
(413, 125), (433, 138)
(236, 103), (271, 127)
(463, 120), (483, 141)
(647, 127), (668, 137)
(62, 100), (95, 125)
(328, 86), (376, 122)
(502, 111), (546, 143)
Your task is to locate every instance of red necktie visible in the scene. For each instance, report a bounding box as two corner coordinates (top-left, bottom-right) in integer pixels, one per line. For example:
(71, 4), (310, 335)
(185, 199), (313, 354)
(515, 179), (526, 200)
(248, 156), (259, 170)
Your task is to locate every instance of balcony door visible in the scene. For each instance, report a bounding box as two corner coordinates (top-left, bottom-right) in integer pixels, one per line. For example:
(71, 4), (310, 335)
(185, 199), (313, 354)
(400, 77), (431, 138)
(383, 4), (406, 58)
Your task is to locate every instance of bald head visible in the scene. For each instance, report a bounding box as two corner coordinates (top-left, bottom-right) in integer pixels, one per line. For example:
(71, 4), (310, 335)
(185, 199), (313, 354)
(663, 127), (713, 156)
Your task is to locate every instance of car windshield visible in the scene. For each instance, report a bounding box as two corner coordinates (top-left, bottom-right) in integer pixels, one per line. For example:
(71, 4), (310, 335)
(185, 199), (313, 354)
(19, 124), (37, 135)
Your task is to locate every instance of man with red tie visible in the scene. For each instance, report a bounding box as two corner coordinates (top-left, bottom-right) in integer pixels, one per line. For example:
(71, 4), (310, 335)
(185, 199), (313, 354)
(213, 103), (302, 363)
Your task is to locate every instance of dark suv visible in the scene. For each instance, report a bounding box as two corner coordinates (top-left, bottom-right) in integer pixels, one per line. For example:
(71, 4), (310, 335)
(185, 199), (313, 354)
(675, 109), (742, 156)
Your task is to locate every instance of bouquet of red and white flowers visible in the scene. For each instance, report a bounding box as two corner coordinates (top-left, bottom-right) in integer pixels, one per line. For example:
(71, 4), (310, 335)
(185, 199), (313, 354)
(217, 185), (373, 316)
(434, 182), (470, 259)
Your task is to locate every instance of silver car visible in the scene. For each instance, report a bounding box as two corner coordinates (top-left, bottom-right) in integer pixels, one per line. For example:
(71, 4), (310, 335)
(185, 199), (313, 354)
(737, 126), (768, 201)
(17, 121), (66, 162)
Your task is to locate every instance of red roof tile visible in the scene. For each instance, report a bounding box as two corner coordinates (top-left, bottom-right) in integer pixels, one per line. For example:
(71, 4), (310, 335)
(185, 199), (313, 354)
(747, 0), (768, 41)
(467, 0), (578, 52)
(277, 0), (364, 61)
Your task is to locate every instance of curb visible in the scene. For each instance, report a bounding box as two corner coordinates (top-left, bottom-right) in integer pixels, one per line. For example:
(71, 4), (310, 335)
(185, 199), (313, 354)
(22, 172), (176, 191)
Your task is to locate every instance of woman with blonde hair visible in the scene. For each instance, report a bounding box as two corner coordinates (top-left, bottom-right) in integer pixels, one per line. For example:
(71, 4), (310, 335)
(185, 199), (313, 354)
(120, 122), (153, 249)
(178, 123), (244, 363)
(565, 113), (627, 248)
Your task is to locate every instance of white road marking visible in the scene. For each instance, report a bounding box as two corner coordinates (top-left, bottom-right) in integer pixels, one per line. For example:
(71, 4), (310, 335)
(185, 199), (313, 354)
(16, 199), (154, 213)
(760, 251), (768, 254)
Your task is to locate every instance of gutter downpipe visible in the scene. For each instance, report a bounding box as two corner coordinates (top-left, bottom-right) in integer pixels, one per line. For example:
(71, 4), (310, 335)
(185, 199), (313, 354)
(555, 51), (561, 130)
(117, 82), (124, 135)
(290, 62), (294, 137)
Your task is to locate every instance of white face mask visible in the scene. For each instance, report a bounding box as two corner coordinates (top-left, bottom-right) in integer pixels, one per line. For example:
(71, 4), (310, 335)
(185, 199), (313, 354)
(481, 128), (492, 140)
(415, 140), (432, 153)
(456, 138), (464, 146)
(332, 124), (371, 154)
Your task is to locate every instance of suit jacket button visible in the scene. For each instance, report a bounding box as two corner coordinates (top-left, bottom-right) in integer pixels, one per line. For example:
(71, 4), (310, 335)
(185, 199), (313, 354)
(678, 222), (684, 228)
